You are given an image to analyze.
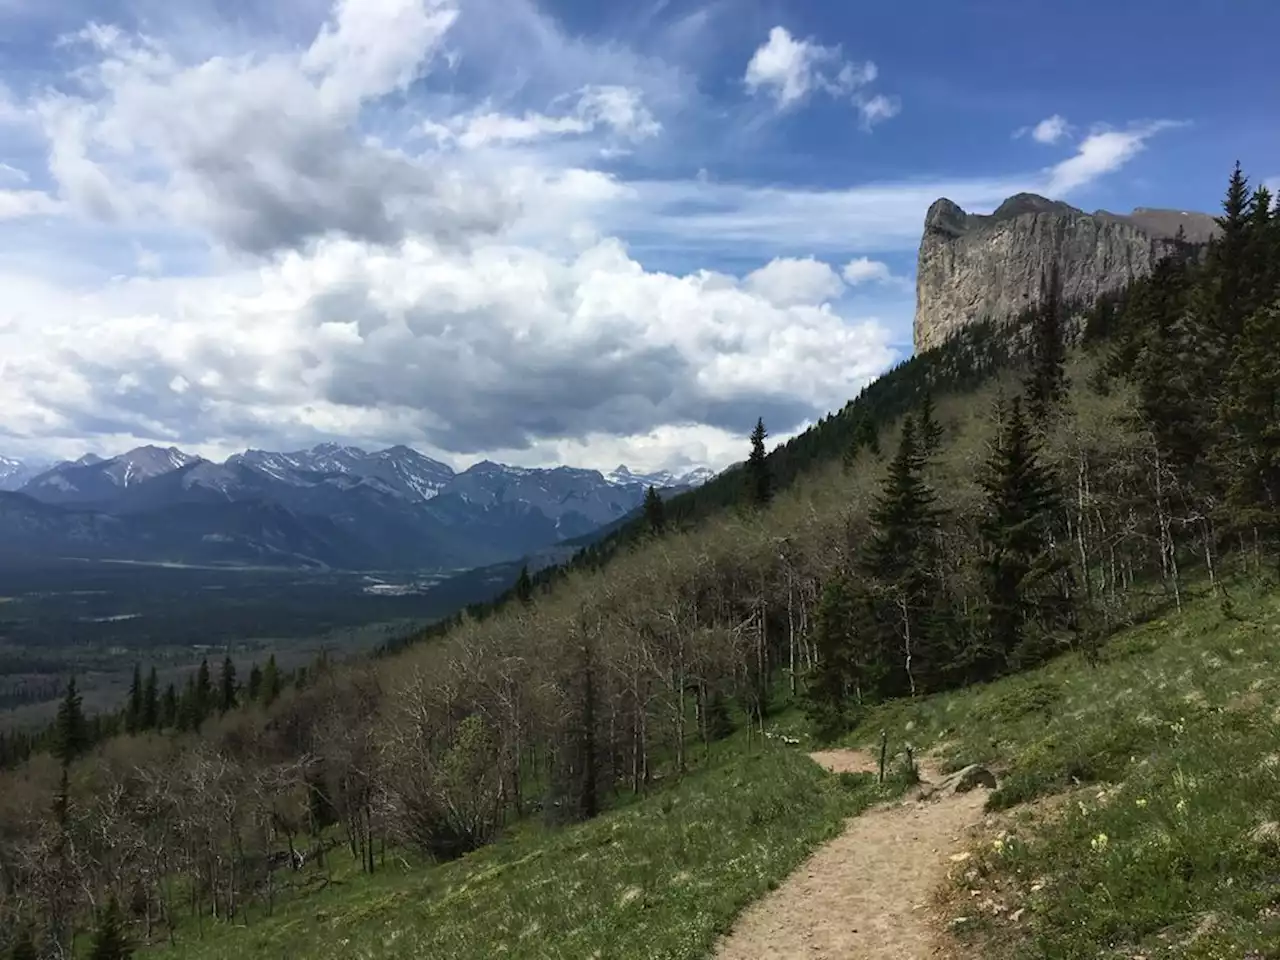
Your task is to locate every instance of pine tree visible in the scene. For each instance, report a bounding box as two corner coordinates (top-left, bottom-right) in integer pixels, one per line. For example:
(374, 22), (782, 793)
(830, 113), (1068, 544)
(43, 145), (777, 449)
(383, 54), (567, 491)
(141, 667), (159, 731)
(642, 485), (665, 535)
(745, 418), (772, 506)
(262, 655), (282, 705)
(860, 416), (948, 697)
(918, 392), (944, 456)
(218, 656), (237, 714)
(247, 663), (263, 702)
(804, 575), (859, 740)
(976, 395), (1068, 675)
(843, 410), (881, 468)
(194, 659), (212, 720)
(124, 664), (142, 734)
(159, 683), (178, 728)
(53, 677), (89, 765)
(515, 565), (534, 604)
(88, 897), (133, 960)
(1024, 264), (1068, 424)
(177, 674), (199, 732)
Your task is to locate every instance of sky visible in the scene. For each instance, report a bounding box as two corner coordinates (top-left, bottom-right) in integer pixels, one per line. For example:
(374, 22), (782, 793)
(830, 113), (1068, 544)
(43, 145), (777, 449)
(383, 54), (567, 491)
(0, 0), (1276, 474)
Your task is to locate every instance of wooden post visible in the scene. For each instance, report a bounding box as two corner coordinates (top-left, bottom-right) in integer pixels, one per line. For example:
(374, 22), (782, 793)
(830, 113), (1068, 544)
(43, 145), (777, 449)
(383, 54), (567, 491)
(878, 730), (888, 784)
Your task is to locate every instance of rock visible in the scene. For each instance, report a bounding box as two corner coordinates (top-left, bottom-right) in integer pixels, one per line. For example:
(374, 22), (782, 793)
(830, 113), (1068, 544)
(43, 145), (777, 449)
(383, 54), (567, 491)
(914, 193), (1218, 352)
(919, 764), (997, 800)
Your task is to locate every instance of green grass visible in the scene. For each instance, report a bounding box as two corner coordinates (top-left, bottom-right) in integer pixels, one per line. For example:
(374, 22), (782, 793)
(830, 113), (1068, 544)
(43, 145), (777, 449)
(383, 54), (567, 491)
(844, 581), (1280, 958)
(147, 736), (880, 960)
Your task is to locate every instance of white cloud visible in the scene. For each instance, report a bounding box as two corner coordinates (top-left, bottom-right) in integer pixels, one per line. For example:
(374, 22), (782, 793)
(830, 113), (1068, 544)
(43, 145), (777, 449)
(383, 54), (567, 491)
(743, 26), (896, 127)
(0, 189), (61, 219)
(1046, 121), (1180, 194)
(0, 162), (28, 183)
(744, 256), (844, 306)
(841, 256), (893, 286)
(1015, 114), (1071, 144)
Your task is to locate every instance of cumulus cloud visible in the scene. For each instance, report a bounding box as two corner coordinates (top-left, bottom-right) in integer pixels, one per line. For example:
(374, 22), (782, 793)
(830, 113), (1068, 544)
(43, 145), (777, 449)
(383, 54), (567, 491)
(744, 256), (844, 307)
(1015, 114), (1071, 144)
(1046, 121), (1180, 194)
(0, 236), (895, 465)
(744, 26), (897, 127)
(841, 256), (894, 286)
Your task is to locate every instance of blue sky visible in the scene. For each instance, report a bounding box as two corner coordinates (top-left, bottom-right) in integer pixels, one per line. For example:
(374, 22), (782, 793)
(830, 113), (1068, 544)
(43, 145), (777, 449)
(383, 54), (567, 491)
(0, 0), (1275, 472)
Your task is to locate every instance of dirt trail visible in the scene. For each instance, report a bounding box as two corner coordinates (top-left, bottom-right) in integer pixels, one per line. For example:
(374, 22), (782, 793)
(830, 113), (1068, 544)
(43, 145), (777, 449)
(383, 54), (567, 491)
(715, 749), (989, 960)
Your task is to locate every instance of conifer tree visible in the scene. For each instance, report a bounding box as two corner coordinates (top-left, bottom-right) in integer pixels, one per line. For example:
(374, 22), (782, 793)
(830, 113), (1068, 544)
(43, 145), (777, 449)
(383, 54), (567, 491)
(262, 655), (282, 705)
(976, 395), (1068, 675)
(160, 683), (178, 728)
(247, 663), (263, 702)
(53, 677), (89, 765)
(88, 897), (133, 960)
(141, 667), (159, 731)
(860, 416), (948, 697)
(1024, 264), (1068, 424)
(177, 674), (199, 732)
(218, 656), (237, 713)
(918, 392), (944, 456)
(195, 658), (212, 720)
(745, 418), (772, 506)
(642, 485), (665, 535)
(515, 565), (534, 604)
(124, 664), (143, 734)
(804, 575), (858, 740)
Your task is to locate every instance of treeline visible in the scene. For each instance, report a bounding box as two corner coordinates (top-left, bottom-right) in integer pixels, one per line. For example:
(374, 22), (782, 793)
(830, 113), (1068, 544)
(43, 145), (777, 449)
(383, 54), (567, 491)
(1, 165), (1277, 959)
(0, 653), (331, 771)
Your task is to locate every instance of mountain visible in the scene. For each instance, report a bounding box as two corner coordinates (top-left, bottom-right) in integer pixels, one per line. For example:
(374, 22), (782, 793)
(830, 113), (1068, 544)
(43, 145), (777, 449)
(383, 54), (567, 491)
(0, 457), (47, 492)
(605, 464), (717, 489)
(7, 443), (713, 571)
(914, 192), (1219, 351)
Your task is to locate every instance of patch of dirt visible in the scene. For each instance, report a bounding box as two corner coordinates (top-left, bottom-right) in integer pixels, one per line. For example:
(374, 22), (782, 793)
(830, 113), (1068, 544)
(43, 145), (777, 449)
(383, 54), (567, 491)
(715, 749), (992, 960)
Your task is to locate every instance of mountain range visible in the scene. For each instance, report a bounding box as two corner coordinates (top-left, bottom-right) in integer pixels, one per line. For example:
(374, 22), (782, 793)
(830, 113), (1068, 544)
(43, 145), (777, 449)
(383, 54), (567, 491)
(0, 444), (713, 571)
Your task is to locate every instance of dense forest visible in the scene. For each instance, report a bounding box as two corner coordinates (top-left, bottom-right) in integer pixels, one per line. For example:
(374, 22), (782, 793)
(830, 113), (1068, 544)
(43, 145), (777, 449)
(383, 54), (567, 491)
(1, 165), (1277, 957)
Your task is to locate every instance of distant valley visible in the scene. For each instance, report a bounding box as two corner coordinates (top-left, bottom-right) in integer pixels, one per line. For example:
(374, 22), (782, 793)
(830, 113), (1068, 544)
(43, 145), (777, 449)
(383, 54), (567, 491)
(0, 443), (714, 572)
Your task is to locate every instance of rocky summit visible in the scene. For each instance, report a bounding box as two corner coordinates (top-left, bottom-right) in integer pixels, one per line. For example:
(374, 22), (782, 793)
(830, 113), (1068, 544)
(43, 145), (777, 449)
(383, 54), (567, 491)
(913, 193), (1218, 352)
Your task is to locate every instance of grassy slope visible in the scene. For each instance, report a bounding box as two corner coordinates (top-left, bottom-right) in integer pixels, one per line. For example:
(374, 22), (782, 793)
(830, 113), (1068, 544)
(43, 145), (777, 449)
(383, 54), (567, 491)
(847, 580), (1280, 958)
(148, 739), (881, 960)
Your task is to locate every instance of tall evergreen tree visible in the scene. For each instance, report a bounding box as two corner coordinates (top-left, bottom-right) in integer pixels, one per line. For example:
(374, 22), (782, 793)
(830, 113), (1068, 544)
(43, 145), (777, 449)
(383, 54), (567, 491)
(745, 418), (772, 506)
(88, 897), (133, 960)
(218, 655), (237, 714)
(918, 392), (944, 456)
(53, 677), (89, 765)
(642, 485), (666, 535)
(804, 575), (859, 740)
(860, 416), (948, 697)
(515, 565), (534, 604)
(1024, 264), (1068, 424)
(194, 658), (212, 719)
(124, 664), (143, 734)
(975, 395), (1068, 675)
(247, 663), (263, 703)
(177, 674), (200, 732)
(159, 683), (178, 728)
(141, 667), (159, 731)
(262, 655), (282, 705)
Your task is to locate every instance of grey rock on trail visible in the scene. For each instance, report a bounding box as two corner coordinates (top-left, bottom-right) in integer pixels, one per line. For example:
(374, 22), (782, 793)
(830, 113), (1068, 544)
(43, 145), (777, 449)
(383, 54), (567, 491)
(914, 192), (1218, 352)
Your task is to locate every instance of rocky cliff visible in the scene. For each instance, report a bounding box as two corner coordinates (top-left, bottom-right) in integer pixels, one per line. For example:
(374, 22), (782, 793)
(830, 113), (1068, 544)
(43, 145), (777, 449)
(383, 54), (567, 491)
(913, 193), (1217, 352)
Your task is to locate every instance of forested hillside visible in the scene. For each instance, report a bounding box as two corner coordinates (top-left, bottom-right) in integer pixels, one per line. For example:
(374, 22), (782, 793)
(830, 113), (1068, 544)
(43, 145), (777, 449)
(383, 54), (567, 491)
(1, 165), (1277, 958)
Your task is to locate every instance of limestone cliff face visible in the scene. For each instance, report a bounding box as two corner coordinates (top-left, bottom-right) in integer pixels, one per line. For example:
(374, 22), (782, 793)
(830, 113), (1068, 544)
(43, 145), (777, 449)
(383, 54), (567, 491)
(913, 193), (1216, 352)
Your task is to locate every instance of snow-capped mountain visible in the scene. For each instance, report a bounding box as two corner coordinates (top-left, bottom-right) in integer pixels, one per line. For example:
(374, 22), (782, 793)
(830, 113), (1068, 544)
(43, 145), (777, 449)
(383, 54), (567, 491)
(9, 442), (714, 570)
(605, 464), (717, 489)
(0, 456), (48, 492)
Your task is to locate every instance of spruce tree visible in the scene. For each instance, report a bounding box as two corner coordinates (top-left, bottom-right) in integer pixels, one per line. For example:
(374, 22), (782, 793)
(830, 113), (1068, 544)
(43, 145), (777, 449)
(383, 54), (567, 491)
(194, 659), (212, 720)
(247, 663), (263, 703)
(860, 416), (948, 697)
(177, 674), (199, 732)
(141, 667), (159, 731)
(159, 683), (178, 728)
(53, 677), (89, 765)
(262, 655), (282, 705)
(124, 664), (143, 734)
(88, 897), (133, 960)
(976, 396), (1068, 675)
(642, 485), (665, 535)
(218, 656), (237, 714)
(804, 575), (859, 740)
(918, 392), (944, 456)
(745, 418), (772, 506)
(515, 565), (534, 604)
(1024, 264), (1068, 424)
